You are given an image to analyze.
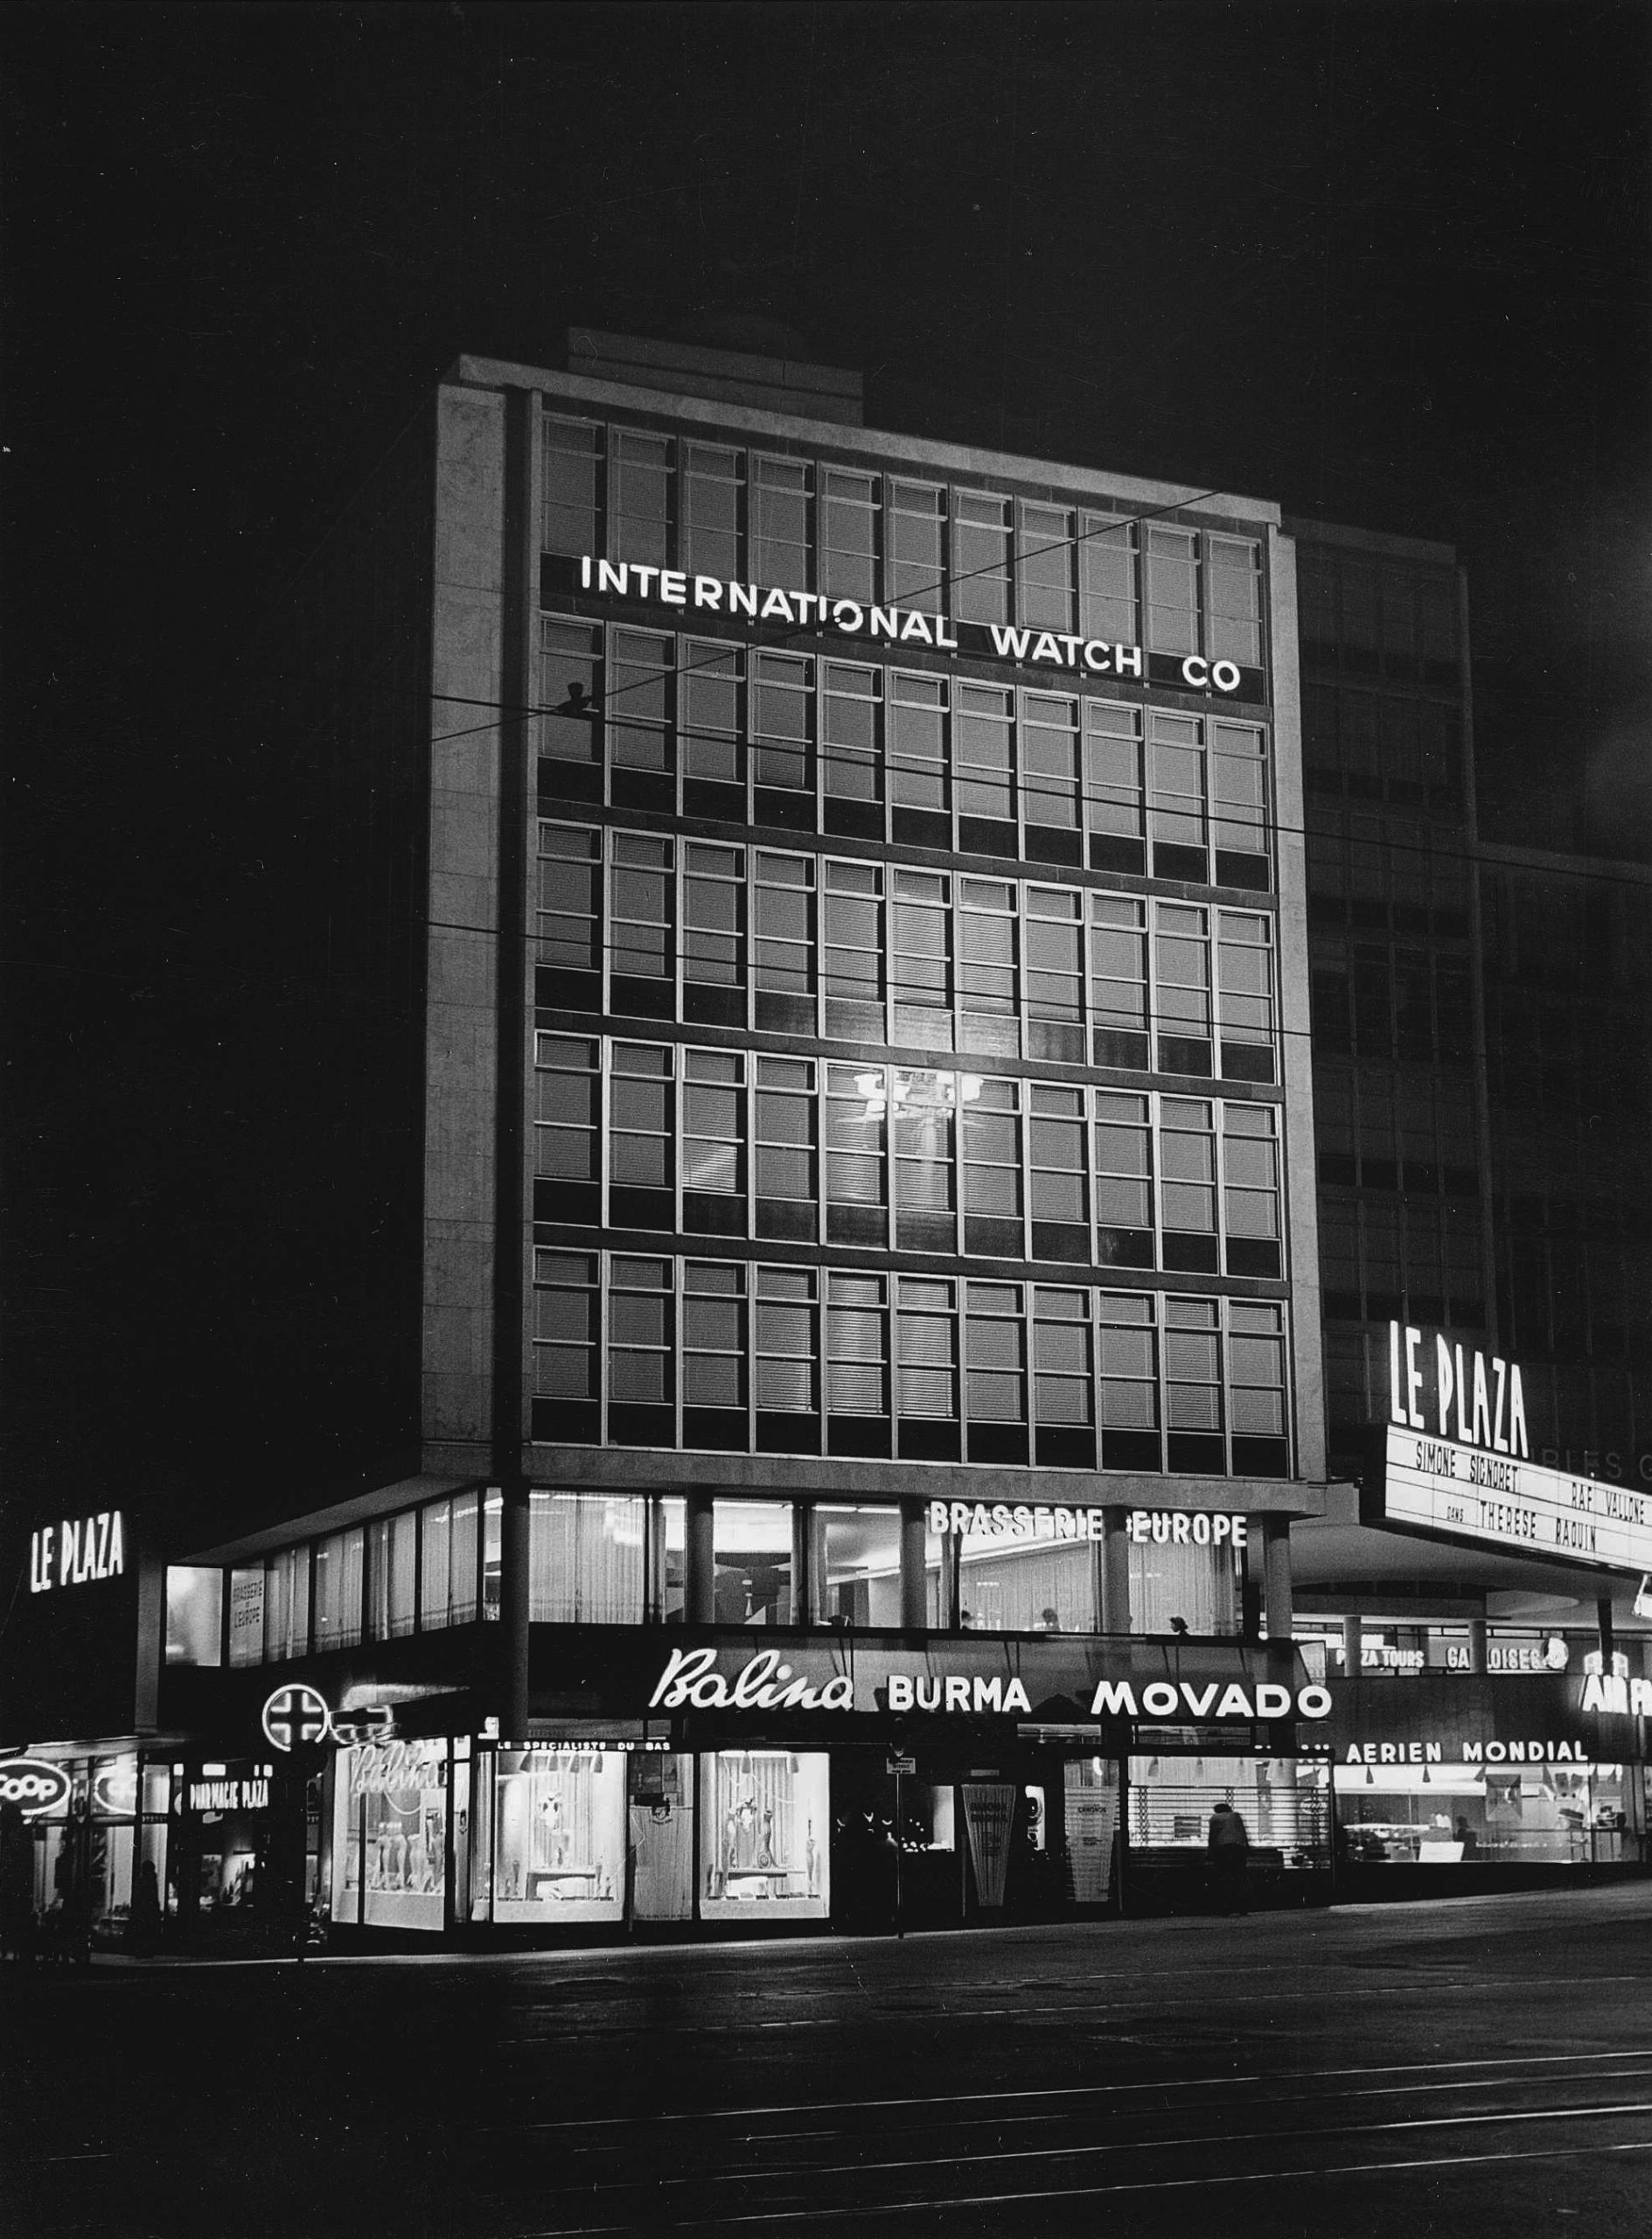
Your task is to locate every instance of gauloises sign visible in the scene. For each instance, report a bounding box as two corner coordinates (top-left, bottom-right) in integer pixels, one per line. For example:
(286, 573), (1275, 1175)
(1365, 1323), (1652, 1576)
(642, 1643), (1328, 1726)
(544, 555), (1267, 703)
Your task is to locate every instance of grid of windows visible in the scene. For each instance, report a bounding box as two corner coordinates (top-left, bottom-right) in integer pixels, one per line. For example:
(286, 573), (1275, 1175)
(531, 1249), (1289, 1475)
(533, 1037), (1285, 1277)
(537, 827), (1279, 1082)
(540, 411), (1265, 655)
(526, 415), (1302, 1524)
(539, 624), (1272, 882)
(242, 1491), (496, 1661)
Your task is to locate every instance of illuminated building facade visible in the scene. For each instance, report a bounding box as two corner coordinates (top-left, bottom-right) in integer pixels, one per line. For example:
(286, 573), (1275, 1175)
(7, 341), (1642, 1949)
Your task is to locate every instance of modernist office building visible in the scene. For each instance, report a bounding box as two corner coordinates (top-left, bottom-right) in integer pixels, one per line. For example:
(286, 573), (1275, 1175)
(4, 332), (1338, 1944)
(5, 339), (1645, 1948)
(1285, 519), (1652, 1887)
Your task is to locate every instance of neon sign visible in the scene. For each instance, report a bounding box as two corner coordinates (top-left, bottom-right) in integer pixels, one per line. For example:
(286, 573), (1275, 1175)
(928, 1501), (1106, 1543)
(0, 1759), (72, 1817)
(1088, 1679), (1331, 1720)
(29, 1510), (125, 1592)
(1388, 1322), (1529, 1458)
(1126, 1510), (1246, 1547)
(560, 555), (1264, 701)
(188, 1776), (270, 1813)
(261, 1684), (332, 1753)
(647, 1647), (854, 1713)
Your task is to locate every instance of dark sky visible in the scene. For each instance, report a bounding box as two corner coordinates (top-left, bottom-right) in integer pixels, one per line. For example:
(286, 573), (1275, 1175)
(3, 1), (1649, 1528)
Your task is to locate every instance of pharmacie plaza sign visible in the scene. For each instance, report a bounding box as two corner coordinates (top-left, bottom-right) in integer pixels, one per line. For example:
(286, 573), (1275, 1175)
(545, 555), (1266, 702)
(1367, 1323), (1652, 1574)
(645, 1644), (1329, 1725)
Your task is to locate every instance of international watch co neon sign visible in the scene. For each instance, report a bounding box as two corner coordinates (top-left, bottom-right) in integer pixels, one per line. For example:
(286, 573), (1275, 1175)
(573, 557), (1256, 696)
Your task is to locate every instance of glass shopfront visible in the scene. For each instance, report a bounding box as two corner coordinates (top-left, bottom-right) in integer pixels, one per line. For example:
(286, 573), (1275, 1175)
(1335, 1760), (1647, 1867)
(24, 1752), (164, 1945)
(331, 1740), (450, 1929)
(699, 1749), (830, 1922)
(1126, 1754), (1332, 1876)
(493, 1747), (627, 1922)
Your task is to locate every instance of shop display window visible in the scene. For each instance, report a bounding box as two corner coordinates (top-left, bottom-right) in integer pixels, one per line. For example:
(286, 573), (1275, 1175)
(1063, 1759), (1120, 1904)
(493, 1748), (626, 1923)
(1334, 1761), (1646, 1867)
(700, 1750), (829, 1921)
(810, 1504), (901, 1626)
(629, 1752), (695, 1920)
(713, 1497), (796, 1625)
(1129, 1754), (1330, 1870)
(1128, 1532), (1240, 1636)
(331, 1741), (449, 1929)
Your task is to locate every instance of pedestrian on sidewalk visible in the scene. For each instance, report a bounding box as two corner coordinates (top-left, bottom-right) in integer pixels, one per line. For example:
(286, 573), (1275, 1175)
(1207, 1799), (1251, 1915)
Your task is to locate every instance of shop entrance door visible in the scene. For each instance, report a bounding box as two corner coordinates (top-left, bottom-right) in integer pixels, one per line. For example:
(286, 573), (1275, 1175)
(628, 1753), (694, 1921)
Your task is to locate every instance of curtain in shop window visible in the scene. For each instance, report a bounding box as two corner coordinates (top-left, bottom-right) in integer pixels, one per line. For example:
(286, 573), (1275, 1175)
(495, 1755), (623, 1906)
(708, 1753), (798, 1897)
(1128, 1538), (1238, 1636)
(528, 1492), (645, 1623)
(958, 1539), (1096, 1632)
(449, 1495), (479, 1623)
(421, 1503), (451, 1629)
(315, 1529), (364, 1648)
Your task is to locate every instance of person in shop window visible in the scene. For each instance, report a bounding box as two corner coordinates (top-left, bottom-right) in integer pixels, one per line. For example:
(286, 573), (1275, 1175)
(1035, 1607), (1062, 1633)
(1207, 1800), (1251, 1915)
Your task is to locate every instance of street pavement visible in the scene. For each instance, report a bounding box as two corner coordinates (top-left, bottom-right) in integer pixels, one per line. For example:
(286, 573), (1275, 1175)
(4, 1884), (1651, 2236)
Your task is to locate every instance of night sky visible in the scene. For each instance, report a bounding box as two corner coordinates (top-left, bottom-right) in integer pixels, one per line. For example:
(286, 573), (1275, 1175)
(3, 3), (1649, 1538)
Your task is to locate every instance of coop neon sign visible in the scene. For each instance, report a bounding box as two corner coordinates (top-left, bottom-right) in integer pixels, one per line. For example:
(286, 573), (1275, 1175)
(0, 1759), (73, 1817)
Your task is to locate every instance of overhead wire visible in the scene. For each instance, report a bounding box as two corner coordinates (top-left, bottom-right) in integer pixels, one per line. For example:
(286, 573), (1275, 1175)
(415, 487), (1648, 896)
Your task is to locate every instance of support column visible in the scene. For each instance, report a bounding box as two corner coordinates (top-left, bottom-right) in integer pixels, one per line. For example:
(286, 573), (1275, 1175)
(1342, 1612), (1363, 1679)
(1099, 1510), (1132, 1634)
(1467, 1617), (1488, 1674)
(502, 1480), (531, 1744)
(1261, 1517), (1293, 1643)
(899, 1502), (928, 1631)
(1598, 1594), (1617, 1671)
(686, 1493), (715, 1624)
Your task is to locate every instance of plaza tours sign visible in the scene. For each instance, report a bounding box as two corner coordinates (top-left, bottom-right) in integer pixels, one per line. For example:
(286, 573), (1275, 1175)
(550, 555), (1265, 702)
(1369, 1323), (1652, 1575)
